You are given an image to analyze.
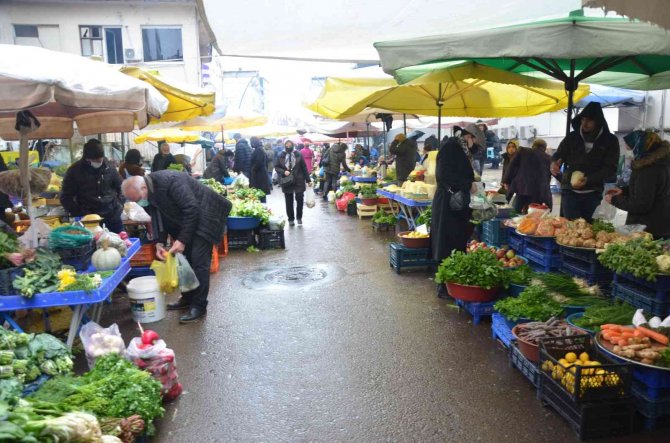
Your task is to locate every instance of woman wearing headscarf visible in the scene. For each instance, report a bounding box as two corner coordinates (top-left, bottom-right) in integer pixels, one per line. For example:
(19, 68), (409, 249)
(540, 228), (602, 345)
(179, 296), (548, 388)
(502, 139), (553, 213)
(300, 144), (315, 175)
(249, 136), (271, 202)
(500, 139), (519, 181)
(431, 124), (478, 298)
(275, 140), (311, 226)
(606, 130), (670, 239)
(118, 149), (145, 178)
(151, 142), (176, 172)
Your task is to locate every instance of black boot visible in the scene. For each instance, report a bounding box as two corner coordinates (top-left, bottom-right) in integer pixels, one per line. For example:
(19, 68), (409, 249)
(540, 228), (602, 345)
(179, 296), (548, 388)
(179, 307), (207, 323)
(167, 297), (190, 310)
(437, 284), (451, 299)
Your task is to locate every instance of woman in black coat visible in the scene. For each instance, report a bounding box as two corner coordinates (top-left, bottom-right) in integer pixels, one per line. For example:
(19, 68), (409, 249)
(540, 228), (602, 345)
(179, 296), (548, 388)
(275, 140), (311, 226)
(151, 142), (176, 172)
(502, 139), (553, 213)
(430, 128), (476, 298)
(249, 136), (271, 202)
(607, 130), (670, 239)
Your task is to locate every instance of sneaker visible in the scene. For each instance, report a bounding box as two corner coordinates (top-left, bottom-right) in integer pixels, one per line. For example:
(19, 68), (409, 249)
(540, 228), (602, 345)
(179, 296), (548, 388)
(297, 219), (302, 225)
(289, 220), (295, 226)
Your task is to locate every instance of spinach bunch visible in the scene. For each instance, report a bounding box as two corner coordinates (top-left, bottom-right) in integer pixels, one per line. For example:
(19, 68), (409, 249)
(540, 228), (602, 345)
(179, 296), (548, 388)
(435, 249), (508, 289)
(0, 231), (19, 268)
(494, 286), (563, 321)
(598, 238), (667, 281)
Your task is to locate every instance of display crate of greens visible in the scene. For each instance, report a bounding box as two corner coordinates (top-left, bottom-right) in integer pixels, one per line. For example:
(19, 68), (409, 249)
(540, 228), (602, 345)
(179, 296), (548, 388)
(598, 237), (670, 293)
(509, 341), (540, 388)
(372, 210), (396, 231)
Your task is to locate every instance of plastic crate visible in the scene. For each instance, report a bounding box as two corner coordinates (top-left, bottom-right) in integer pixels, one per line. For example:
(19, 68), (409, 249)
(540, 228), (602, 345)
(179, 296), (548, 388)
(357, 203), (377, 219)
(525, 235), (558, 253)
(227, 229), (257, 250)
(455, 298), (495, 325)
(632, 365), (670, 391)
(492, 312), (514, 348)
(614, 273), (670, 302)
(481, 219), (509, 247)
(389, 243), (436, 274)
(525, 245), (562, 273)
(559, 246), (599, 266)
(539, 335), (632, 403)
(346, 201), (358, 216)
(560, 258), (613, 288)
(372, 221), (394, 232)
(612, 282), (670, 317)
(218, 233), (228, 257)
(0, 266), (23, 295)
(539, 372), (635, 440)
(632, 384), (670, 430)
(258, 229), (285, 250)
(53, 241), (95, 271)
(130, 242), (157, 267)
(507, 228), (525, 255)
(509, 341), (540, 387)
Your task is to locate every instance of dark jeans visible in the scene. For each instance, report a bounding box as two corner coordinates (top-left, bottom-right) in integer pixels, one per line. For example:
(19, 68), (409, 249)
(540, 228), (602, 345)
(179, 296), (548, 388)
(322, 173), (338, 199)
(103, 214), (123, 234)
(561, 191), (601, 222)
(284, 192), (304, 222)
(181, 235), (213, 310)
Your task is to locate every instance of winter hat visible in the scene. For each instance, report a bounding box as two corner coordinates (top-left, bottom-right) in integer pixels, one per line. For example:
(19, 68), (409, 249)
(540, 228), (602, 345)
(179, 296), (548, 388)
(124, 148), (142, 165)
(250, 136), (262, 148)
(462, 123), (486, 147)
(624, 130), (661, 160)
(83, 138), (104, 159)
(232, 133), (242, 140)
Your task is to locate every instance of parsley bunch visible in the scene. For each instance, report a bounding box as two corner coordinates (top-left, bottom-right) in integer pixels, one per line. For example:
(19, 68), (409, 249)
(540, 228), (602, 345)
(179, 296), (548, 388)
(435, 249), (509, 289)
(494, 286), (563, 321)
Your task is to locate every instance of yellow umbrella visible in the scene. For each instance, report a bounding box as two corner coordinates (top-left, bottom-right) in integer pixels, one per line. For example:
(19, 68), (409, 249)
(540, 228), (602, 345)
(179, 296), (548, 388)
(134, 128), (203, 144)
(121, 66), (215, 124)
(307, 61), (590, 120)
(178, 111), (268, 132)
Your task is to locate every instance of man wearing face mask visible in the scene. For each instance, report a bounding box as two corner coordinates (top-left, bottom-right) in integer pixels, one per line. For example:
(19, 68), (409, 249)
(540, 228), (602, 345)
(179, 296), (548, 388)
(121, 171), (232, 323)
(60, 138), (124, 233)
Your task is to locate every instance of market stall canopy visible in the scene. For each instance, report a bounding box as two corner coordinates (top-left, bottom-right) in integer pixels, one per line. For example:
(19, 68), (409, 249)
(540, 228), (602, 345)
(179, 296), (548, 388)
(308, 120), (382, 137)
(177, 110), (268, 132)
(134, 128), (212, 146)
(583, 0), (670, 30)
(200, 0), (580, 61)
(0, 45), (168, 140)
(216, 124), (298, 141)
(307, 62), (590, 119)
(576, 84), (646, 108)
(121, 66), (215, 124)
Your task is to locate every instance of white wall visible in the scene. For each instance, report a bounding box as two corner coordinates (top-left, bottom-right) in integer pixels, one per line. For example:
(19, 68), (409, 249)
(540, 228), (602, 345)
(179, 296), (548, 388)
(0, 1), (201, 85)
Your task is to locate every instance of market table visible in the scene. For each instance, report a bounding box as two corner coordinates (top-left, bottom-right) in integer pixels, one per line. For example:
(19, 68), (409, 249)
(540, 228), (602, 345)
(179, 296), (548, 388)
(377, 189), (431, 230)
(351, 176), (378, 183)
(0, 238), (140, 348)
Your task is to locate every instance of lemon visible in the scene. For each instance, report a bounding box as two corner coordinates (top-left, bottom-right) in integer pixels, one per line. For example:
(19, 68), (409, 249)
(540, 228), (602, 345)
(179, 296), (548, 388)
(558, 358), (569, 367)
(589, 361), (601, 366)
(565, 352), (578, 363)
(579, 352), (590, 363)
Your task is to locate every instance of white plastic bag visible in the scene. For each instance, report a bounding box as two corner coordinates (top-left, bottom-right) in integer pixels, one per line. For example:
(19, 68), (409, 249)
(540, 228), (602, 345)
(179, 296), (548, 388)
(305, 187), (316, 208)
(327, 191), (337, 202)
(592, 198), (617, 221)
(233, 174), (249, 188)
(123, 202), (152, 222)
(632, 309), (647, 327)
(126, 337), (182, 400)
(79, 322), (126, 369)
(176, 253), (199, 292)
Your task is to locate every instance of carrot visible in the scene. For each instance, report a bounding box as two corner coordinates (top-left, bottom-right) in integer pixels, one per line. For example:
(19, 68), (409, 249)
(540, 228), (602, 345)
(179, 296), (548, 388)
(603, 332), (612, 341)
(617, 338), (629, 347)
(601, 324), (620, 330)
(620, 332), (635, 340)
(637, 326), (670, 345)
(634, 330), (644, 338)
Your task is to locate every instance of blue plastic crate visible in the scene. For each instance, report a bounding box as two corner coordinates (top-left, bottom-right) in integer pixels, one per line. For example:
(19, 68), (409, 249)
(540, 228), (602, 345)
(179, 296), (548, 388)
(481, 219), (509, 247)
(507, 228), (525, 255)
(617, 272), (670, 292)
(525, 245), (561, 272)
(559, 245), (599, 266)
(633, 380), (670, 401)
(389, 243), (436, 274)
(509, 341), (540, 388)
(455, 299), (495, 325)
(614, 273), (670, 301)
(525, 235), (558, 253)
(561, 259), (613, 288)
(632, 366), (670, 391)
(632, 384), (670, 429)
(492, 312), (514, 348)
(612, 282), (670, 317)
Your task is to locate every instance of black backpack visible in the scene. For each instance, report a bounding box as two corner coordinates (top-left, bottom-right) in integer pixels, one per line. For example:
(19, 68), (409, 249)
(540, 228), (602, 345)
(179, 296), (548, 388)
(320, 148), (330, 167)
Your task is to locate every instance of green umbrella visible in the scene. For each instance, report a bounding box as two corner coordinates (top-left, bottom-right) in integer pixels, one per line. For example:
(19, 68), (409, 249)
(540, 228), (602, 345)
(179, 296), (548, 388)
(375, 10), (670, 134)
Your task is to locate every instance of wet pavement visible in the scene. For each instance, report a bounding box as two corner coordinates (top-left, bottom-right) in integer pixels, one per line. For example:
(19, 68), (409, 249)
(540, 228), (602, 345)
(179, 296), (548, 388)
(101, 185), (660, 442)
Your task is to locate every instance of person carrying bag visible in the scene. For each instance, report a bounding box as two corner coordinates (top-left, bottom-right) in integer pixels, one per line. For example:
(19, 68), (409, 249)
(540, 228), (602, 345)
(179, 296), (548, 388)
(275, 140), (311, 226)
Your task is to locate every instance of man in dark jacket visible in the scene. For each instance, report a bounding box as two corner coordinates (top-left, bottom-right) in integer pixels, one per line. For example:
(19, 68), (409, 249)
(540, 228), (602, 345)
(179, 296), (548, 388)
(249, 136), (271, 201)
(477, 120), (501, 169)
(203, 149), (230, 182)
(60, 139), (124, 232)
(552, 102), (620, 221)
(389, 133), (418, 183)
(121, 171), (232, 323)
(0, 154), (12, 213)
(322, 142), (350, 200)
(232, 133), (252, 178)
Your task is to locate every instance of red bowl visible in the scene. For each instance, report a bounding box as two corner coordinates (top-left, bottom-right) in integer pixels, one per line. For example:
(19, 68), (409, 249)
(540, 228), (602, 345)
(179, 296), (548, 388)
(445, 282), (500, 302)
(512, 324), (541, 362)
(361, 198), (379, 206)
(397, 231), (430, 248)
(378, 197), (390, 204)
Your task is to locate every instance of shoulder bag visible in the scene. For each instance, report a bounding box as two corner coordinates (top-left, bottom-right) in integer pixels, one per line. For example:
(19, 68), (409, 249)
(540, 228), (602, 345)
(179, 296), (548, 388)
(280, 153), (295, 189)
(448, 187), (468, 211)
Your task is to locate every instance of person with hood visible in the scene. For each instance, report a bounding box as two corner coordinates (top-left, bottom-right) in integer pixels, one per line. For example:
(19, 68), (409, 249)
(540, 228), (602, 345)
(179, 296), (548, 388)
(151, 142), (176, 172)
(420, 135), (438, 165)
(121, 172), (232, 323)
(61, 138), (124, 233)
(500, 140), (519, 184)
(606, 130), (670, 239)
(264, 142), (275, 186)
(275, 140), (311, 226)
(300, 143), (315, 174)
(203, 148), (231, 183)
(119, 149), (145, 178)
(232, 133), (252, 178)
(502, 139), (553, 212)
(477, 120), (501, 169)
(249, 136), (271, 201)
(322, 142), (350, 201)
(551, 102), (620, 221)
(389, 132), (419, 182)
(431, 124), (477, 298)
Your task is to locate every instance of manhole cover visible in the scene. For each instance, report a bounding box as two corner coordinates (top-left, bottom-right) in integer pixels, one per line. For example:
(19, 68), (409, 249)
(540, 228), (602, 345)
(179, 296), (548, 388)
(264, 266), (327, 284)
(242, 263), (344, 290)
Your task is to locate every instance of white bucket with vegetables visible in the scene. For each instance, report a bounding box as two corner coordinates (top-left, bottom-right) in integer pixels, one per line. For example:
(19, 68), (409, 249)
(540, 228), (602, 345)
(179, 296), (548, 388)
(127, 276), (166, 323)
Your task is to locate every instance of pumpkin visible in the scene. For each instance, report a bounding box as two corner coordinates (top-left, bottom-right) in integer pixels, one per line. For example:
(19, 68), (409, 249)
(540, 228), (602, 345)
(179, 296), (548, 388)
(92, 240), (122, 271)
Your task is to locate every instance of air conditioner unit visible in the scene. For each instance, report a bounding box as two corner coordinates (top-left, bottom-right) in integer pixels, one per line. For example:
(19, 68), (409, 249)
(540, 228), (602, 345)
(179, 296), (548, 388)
(124, 48), (140, 62)
(499, 128), (509, 139)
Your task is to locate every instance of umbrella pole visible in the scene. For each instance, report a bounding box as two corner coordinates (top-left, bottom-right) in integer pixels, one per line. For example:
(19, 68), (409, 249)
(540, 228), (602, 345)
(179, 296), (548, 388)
(18, 133), (36, 247)
(403, 114), (407, 136)
(437, 83), (443, 142)
(565, 60), (577, 137)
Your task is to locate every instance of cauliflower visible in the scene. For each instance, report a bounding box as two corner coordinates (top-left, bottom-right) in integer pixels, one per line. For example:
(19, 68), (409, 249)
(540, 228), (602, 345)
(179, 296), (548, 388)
(656, 254), (670, 273)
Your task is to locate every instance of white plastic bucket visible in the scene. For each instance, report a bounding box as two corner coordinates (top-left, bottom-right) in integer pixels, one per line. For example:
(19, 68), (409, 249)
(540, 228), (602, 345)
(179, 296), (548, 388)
(127, 276), (166, 323)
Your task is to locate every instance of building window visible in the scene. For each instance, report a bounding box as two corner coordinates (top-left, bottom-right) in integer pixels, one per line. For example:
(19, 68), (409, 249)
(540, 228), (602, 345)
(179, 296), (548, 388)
(13, 24), (61, 50)
(142, 27), (182, 62)
(79, 25), (124, 64)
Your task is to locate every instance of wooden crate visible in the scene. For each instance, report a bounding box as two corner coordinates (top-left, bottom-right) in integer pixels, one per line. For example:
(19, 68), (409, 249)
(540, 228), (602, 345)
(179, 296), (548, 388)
(357, 203), (377, 219)
(377, 202), (392, 213)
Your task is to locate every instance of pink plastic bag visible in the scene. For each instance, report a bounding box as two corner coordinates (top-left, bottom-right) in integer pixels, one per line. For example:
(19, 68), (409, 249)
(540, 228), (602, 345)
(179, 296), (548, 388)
(126, 337), (182, 401)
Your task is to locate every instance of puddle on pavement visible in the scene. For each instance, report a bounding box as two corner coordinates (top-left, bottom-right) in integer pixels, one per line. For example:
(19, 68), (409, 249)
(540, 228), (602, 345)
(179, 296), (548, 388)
(242, 263), (345, 291)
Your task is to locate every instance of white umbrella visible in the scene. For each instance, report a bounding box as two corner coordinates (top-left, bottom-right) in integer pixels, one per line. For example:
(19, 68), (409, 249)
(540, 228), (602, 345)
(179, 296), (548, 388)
(0, 44), (168, 245)
(583, 0), (670, 30)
